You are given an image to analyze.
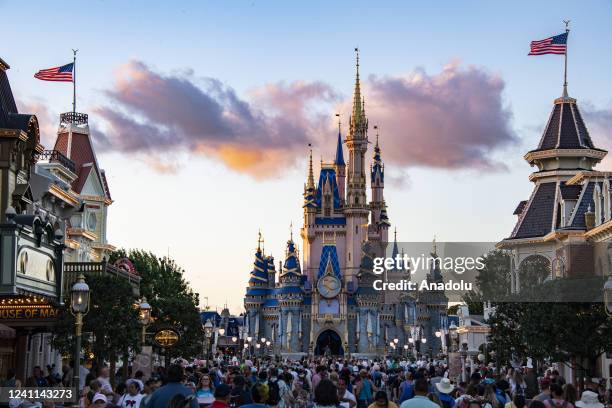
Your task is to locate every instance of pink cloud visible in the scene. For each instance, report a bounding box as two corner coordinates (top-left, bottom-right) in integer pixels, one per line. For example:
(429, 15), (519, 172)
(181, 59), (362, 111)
(92, 60), (517, 177)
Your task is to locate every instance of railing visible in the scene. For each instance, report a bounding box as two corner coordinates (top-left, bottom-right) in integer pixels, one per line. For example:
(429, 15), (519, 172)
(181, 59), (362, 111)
(37, 150), (76, 173)
(60, 112), (88, 126)
(63, 261), (141, 295)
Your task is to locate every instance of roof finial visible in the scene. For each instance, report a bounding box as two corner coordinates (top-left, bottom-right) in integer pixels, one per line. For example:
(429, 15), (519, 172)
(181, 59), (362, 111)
(257, 229), (262, 251)
(336, 113), (341, 134)
(289, 221), (293, 241)
(394, 227), (397, 242)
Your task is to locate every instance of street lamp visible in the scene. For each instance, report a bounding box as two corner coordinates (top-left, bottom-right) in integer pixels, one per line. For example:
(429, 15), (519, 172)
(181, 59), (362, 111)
(218, 328), (226, 336)
(260, 337), (266, 343)
(435, 330), (442, 338)
(403, 344), (409, 357)
(604, 276), (612, 317)
(449, 322), (458, 352)
(203, 319), (213, 358)
(247, 336), (253, 343)
(139, 297), (152, 345)
(232, 336), (238, 343)
(70, 273), (90, 406)
(421, 338), (427, 344)
(393, 338), (399, 344)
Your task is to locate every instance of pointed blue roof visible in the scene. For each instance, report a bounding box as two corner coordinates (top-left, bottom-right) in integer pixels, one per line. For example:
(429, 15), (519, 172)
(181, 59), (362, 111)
(335, 131), (345, 166)
(317, 244), (342, 281)
(280, 239), (301, 279)
(315, 168), (342, 209)
(248, 248), (269, 284)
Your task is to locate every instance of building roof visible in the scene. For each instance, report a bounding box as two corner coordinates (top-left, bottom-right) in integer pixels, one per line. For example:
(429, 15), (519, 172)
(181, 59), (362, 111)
(531, 97), (601, 153)
(280, 239), (301, 279)
(248, 248), (269, 284)
(559, 183), (582, 200)
(315, 167), (342, 209)
(511, 182), (557, 239)
(53, 129), (112, 200)
(513, 200), (527, 215)
(335, 130), (345, 166)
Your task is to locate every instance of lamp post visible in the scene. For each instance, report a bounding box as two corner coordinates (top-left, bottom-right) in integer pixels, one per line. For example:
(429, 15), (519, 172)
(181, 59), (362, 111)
(247, 336), (253, 359)
(138, 298), (152, 346)
(403, 344), (409, 358)
(449, 323), (458, 352)
(70, 274), (90, 406)
(604, 276), (612, 317)
(203, 319), (213, 358)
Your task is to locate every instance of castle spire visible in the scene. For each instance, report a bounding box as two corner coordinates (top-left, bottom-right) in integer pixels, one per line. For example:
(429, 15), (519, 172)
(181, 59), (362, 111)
(306, 144), (315, 189)
(352, 48), (362, 120)
(334, 114), (345, 166)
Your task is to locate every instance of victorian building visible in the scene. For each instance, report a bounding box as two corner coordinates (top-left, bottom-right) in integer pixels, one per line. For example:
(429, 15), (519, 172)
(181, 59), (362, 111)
(498, 83), (612, 380)
(0, 56), (139, 382)
(244, 52), (447, 358)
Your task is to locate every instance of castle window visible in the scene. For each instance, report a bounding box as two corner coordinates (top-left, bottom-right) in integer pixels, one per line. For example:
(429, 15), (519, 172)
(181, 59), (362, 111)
(355, 225), (358, 234)
(324, 193), (331, 216)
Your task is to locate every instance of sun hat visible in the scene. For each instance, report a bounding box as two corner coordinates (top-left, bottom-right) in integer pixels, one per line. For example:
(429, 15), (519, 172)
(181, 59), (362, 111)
(92, 393), (107, 403)
(575, 391), (604, 408)
(435, 378), (454, 394)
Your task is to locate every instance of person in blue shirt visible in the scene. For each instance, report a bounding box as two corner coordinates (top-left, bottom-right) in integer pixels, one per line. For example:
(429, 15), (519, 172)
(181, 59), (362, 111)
(435, 378), (456, 408)
(145, 365), (198, 408)
(400, 378), (441, 408)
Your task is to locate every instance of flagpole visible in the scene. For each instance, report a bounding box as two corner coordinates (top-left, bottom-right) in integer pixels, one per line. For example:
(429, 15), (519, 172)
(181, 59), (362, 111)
(72, 49), (78, 115)
(563, 20), (570, 97)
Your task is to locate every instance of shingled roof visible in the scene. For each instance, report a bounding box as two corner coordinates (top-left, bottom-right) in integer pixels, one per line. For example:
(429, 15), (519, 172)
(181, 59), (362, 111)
(531, 98), (600, 152)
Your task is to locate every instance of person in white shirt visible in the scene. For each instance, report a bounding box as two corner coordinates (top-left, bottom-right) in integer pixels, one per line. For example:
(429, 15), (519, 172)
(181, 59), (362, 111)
(97, 367), (113, 396)
(338, 377), (357, 408)
(117, 379), (144, 408)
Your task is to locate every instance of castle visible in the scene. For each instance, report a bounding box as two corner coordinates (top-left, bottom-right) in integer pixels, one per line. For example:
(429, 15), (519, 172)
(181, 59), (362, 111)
(244, 51), (447, 358)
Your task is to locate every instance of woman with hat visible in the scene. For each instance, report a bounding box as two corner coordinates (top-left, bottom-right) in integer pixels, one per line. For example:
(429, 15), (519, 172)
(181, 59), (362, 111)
(574, 390), (603, 408)
(435, 378), (456, 408)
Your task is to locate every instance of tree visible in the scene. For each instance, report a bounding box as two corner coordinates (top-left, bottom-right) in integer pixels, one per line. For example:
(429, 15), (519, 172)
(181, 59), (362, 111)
(475, 250), (512, 301)
(110, 249), (202, 361)
(461, 290), (484, 315)
(52, 275), (141, 377)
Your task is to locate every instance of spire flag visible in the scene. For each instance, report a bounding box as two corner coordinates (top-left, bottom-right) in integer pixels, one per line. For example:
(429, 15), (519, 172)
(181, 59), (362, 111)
(528, 21), (570, 96)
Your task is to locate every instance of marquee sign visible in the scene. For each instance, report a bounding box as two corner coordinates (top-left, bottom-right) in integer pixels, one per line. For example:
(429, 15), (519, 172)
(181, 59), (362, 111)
(0, 297), (59, 321)
(153, 329), (180, 348)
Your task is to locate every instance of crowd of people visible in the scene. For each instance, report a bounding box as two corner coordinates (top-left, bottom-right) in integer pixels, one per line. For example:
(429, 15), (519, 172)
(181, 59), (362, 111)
(4, 356), (612, 408)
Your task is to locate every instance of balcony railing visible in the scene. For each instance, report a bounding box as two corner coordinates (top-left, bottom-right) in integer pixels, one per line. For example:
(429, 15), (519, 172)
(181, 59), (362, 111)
(60, 112), (88, 126)
(37, 150), (76, 173)
(63, 261), (141, 296)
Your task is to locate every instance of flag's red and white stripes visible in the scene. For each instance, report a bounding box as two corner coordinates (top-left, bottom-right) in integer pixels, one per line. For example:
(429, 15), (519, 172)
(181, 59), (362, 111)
(34, 63), (74, 82)
(528, 33), (567, 56)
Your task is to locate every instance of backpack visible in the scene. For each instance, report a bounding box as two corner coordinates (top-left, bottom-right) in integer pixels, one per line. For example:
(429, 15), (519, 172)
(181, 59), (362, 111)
(268, 380), (281, 405)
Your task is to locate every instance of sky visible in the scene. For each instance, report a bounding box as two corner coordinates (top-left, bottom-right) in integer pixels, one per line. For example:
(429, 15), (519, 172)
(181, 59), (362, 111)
(3, 0), (612, 313)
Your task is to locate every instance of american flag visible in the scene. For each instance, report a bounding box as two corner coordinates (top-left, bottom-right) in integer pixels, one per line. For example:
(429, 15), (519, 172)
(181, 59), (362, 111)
(529, 32), (568, 55)
(34, 62), (74, 82)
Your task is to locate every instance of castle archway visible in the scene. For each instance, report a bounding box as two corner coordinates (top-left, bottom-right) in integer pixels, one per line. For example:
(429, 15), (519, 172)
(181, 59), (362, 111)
(314, 329), (344, 356)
